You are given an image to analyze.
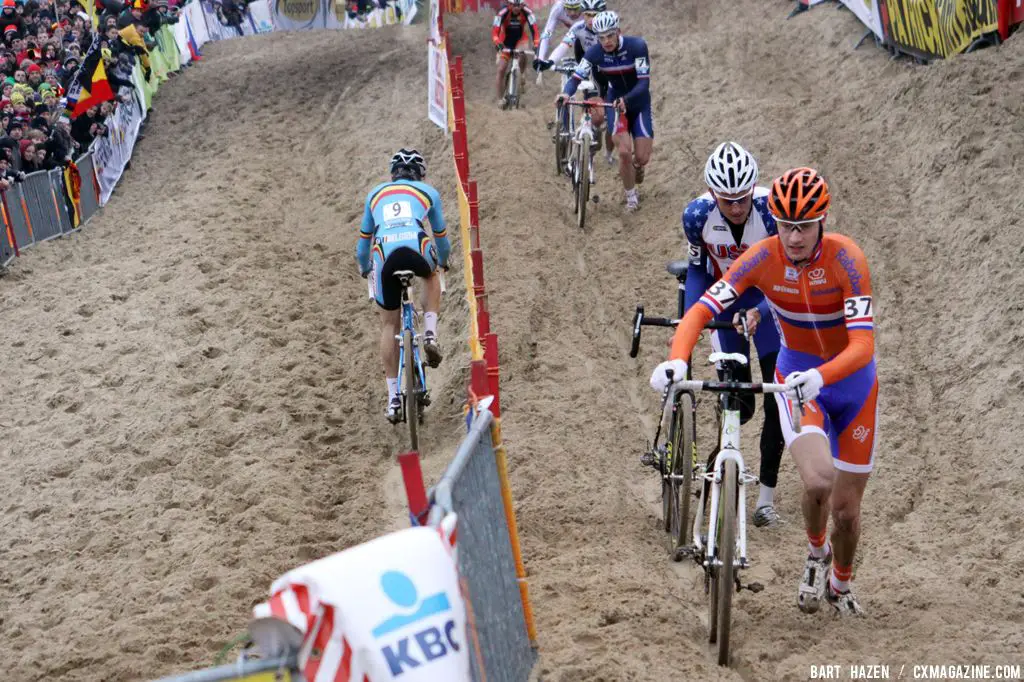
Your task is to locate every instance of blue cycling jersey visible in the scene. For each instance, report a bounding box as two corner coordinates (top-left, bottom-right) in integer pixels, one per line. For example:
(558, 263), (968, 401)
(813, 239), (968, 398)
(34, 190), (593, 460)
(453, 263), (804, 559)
(563, 35), (650, 111)
(356, 179), (451, 275)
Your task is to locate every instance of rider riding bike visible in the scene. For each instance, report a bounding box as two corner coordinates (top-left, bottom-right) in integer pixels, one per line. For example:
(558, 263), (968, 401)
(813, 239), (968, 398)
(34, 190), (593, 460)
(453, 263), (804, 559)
(683, 142), (785, 529)
(652, 168), (876, 617)
(536, 0), (614, 163)
(357, 149), (451, 424)
(492, 0), (540, 106)
(537, 0), (582, 63)
(555, 11), (652, 212)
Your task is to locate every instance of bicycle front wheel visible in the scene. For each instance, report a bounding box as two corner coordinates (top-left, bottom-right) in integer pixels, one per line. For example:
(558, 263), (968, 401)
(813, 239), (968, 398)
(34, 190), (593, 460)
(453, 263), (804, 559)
(403, 328), (419, 451)
(576, 140), (590, 230)
(554, 104), (566, 176)
(670, 392), (696, 559)
(716, 459), (738, 666)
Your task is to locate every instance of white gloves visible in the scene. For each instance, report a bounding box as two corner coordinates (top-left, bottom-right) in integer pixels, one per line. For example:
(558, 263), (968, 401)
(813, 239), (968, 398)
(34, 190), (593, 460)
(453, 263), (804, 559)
(650, 359), (689, 393)
(784, 368), (824, 402)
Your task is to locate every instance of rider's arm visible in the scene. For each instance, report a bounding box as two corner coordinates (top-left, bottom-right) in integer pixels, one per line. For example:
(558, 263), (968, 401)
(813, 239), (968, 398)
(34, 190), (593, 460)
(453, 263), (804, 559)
(682, 202), (711, 314)
(491, 10), (505, 47)
(425, 186), (451, 267)
(538, 1), (562, 60)
(563, 44), (599, 96)
(547, 28), (573, 63)
(815, 238), (876, 385)
(621, 39), (650, 107)
(669, 243), (767, 362)
(356, 196), (374, 275)
(527, 9), (541, 49)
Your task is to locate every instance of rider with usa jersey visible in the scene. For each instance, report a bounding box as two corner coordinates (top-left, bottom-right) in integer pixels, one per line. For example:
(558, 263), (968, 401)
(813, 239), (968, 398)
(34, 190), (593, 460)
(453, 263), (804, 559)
(683, 142), (785, 529)
(357, 149), (451, 424)
(556, 11), (652, 212)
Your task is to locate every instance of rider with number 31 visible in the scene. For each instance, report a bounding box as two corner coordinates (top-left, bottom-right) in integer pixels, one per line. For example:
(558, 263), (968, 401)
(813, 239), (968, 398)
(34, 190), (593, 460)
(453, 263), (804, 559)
(492, 0), (540, 106)
(681, 142), (786, 530)
(357, 149), (451, 424)
(652, 168), (878, 617)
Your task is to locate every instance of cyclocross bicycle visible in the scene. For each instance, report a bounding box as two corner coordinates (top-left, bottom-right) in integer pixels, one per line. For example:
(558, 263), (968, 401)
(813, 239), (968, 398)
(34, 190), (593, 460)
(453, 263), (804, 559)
(501, 48), (535, 110)
(368, 271), (446, 451)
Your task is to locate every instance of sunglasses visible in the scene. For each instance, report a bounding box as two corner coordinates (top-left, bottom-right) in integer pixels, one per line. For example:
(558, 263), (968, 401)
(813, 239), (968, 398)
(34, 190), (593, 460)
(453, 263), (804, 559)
(583, 11), (598, 17)
(714, 190), (753, 206)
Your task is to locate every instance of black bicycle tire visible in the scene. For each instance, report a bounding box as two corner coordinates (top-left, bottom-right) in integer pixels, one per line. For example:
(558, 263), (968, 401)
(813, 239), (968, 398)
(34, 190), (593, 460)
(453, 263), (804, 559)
(403, 328), (418, 451)
(576, 140), (590, 230)
(717, 459), (738, 666)
(672, 392), (696, 559)
(554, 103), (567, 176)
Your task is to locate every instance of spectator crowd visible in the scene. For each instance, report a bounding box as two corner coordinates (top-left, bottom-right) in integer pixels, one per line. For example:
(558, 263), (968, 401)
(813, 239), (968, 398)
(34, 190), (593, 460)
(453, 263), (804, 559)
(0, 0), (182, 189)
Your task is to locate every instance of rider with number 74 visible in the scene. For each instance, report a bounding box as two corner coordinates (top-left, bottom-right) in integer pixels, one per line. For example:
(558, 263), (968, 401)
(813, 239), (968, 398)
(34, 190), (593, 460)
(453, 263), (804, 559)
(651, 168), (878, 617)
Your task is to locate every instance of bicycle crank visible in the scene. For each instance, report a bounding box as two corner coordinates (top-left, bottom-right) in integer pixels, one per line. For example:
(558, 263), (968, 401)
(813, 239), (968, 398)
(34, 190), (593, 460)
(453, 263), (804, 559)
(740, 581), (764, 593)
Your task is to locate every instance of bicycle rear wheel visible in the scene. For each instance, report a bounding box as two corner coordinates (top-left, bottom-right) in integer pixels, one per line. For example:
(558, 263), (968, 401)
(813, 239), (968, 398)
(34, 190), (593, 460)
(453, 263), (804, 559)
(403, 328), (419, 451)
(670, 392), (696, 559)
(716, 459), (738, 666)
(576, 140), (590, 230)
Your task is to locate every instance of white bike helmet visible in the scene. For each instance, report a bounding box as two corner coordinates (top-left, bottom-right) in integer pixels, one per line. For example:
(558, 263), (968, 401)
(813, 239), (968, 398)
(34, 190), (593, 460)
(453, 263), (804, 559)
(704, 142), (759, 196)
(563, 0), (582, 9)
(390, 148), (426, 181)
(592, 11), (618, 34)
(580, 0), (606, 12)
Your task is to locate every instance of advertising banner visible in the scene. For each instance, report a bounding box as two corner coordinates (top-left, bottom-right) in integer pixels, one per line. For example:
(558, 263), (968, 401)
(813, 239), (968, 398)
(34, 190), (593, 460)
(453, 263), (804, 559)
(91, 91), (144, 205)
(273, 0), (415, 31)
(839, 0), (885, 37)
(428, 40), (449, 131)
(879, 0), (998, 59)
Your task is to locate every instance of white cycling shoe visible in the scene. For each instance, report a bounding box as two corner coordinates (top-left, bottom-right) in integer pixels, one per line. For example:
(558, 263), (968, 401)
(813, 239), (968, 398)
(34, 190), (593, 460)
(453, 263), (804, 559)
(826, 581), (865, 616)
(798, 550), (832, 614)
(385, 396), (402, 424)
(625, 190), (640, 213)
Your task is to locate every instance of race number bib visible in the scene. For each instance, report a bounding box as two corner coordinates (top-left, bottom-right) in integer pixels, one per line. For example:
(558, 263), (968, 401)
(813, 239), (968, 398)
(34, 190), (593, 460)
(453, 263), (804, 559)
(687, 241), (701, 265)
(634, 56), (650, 77)
(705, 280), (738, 310)
(383, 200), (413, 225)
(844, 295), (873, 320)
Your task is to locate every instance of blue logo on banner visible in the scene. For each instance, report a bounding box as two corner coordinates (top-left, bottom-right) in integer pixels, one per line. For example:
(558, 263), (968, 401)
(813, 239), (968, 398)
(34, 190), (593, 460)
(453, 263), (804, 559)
(372, 571), (460, 676)
(372, 571), (451, 638)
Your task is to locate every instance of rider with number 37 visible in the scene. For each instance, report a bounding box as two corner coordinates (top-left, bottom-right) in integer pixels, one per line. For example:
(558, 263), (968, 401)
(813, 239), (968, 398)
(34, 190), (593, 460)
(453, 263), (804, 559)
(652, 168), (878, 617)
(682, 142), (786, 530)
(357, 149), (451, 424)
(492, 0), (540, 106)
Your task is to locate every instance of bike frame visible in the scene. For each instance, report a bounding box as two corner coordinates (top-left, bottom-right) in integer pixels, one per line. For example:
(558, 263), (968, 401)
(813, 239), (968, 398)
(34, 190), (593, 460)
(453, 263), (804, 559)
(564, 98), (597, 187)
(396, 279), (427, 408)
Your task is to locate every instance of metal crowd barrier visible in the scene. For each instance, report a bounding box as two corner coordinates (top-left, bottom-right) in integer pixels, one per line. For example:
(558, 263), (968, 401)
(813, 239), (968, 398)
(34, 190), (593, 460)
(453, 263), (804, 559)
(0, 152), (101, 268)
(151, 654), (300, 682)
(430, 408), (538, 682)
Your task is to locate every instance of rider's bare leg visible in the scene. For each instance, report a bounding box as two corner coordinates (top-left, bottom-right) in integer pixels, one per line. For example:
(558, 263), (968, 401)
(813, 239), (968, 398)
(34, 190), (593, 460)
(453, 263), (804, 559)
(616, 131), (636, 190)
(829, 470), (869, 585)
(789, 432), (835, 552)
(380, 307), (401, 384)
(496, 55), (508, 101)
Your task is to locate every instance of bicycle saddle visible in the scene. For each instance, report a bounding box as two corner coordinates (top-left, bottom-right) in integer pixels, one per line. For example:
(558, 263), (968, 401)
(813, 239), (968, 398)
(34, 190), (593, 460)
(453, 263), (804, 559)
(393, 270), (416, 287)
(709, 351), (748, 366)
(666, 260), (688, 280)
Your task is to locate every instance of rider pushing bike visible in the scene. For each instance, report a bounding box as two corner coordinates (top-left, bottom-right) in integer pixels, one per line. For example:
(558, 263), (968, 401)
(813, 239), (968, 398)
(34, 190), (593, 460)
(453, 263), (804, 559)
(537, 0), (615, 164)
(492, 0), (540, 107)
(652, 168), (878, 617)
(357, 149), (451, 424)
(555, 11), (652, 212)
(683, 142), (786, 529)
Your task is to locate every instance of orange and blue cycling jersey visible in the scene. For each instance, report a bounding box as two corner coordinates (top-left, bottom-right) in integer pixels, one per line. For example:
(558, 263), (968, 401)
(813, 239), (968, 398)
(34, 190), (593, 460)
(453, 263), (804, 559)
(670, 233), (878, 473)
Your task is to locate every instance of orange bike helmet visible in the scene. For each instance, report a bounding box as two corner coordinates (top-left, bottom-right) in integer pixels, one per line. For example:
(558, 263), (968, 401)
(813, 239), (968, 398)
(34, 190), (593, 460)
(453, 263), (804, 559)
(767, 167), (831, 222)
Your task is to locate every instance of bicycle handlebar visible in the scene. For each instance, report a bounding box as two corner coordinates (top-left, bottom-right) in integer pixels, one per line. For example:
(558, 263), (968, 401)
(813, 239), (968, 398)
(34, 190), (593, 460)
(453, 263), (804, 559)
(662, 369), (804, 432)
(629, 305), (748, 358)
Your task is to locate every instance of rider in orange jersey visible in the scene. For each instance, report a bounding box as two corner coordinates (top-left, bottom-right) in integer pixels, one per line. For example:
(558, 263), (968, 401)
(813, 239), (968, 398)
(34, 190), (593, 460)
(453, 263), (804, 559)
(651, 168), (876, 616)
(492, 0), (540, 105)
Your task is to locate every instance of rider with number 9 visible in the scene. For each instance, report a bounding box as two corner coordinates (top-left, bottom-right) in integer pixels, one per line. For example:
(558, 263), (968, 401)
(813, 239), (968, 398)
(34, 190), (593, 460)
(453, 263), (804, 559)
(492, 0), (540, 106)
(652, 168), (878, 617)
(357, 148), (451, 424)
(682, 142), (785, 530)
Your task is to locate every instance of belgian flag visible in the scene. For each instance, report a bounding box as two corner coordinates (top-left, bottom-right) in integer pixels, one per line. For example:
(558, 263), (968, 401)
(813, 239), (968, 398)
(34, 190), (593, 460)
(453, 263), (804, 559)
(70, 46), (115, 118)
